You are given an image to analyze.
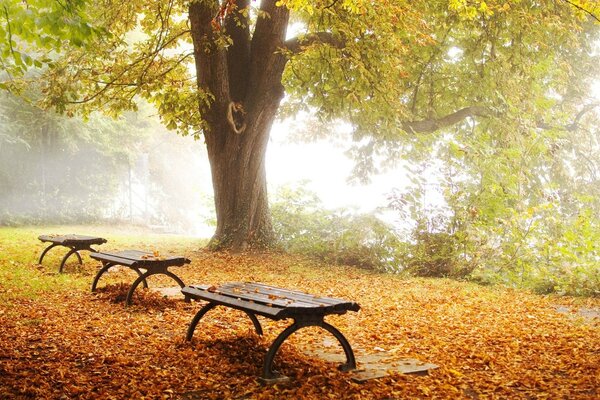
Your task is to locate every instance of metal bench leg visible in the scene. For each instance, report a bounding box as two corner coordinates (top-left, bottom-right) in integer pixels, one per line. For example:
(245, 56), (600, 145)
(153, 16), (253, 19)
(130, 267), (149, 289)
(261, 319), (357, 382)
(59, 248), (82, 273)
(262, 321), (301, 381)
(91, 262), (116, 292)
(319, 321), (357, 372)
(73, 248), (84, 264)
(163, 270), (190, 302)
(244, 312), (263, 336)
(125, 271), (154, 306)
(38, 243), (58, 264)
(186, 302), (217, 341)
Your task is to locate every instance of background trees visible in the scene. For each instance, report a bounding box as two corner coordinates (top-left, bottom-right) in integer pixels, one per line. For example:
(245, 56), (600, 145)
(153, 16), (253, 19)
(3, 0), (596, 250)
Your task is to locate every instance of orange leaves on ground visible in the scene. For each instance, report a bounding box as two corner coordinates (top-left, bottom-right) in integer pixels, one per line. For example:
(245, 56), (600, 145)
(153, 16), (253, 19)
(0, 249), (598, 399)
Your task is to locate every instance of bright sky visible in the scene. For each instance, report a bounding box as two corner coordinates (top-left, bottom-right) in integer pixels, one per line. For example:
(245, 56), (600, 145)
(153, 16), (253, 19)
(266, 120), (409, 213)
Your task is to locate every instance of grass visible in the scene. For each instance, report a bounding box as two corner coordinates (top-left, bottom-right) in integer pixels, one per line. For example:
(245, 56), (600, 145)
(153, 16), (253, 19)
(0, 225), (207, 298)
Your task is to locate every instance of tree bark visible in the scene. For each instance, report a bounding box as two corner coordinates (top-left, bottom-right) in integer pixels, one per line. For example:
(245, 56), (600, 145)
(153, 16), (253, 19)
(189, 0), (289, 251)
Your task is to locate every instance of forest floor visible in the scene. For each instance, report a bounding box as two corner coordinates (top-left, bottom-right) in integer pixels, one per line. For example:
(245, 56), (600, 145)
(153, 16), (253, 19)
(0, 226), (598, 399)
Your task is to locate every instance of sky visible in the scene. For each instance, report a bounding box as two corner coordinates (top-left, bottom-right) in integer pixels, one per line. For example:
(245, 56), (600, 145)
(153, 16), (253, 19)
(266, 121), (408, 213)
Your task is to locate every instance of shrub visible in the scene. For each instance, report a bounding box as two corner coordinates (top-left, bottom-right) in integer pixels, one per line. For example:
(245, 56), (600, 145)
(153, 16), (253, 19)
(271, 184), (402, 271)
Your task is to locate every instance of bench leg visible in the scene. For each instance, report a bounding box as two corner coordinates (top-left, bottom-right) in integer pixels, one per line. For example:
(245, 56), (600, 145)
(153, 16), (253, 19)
(125, 271), (154, 306)
(244, 312), (263, 336)
(38, 243), (58, 264)
(91, 262), (115, 292)
(125, 268), (186, 306)
(163, 270), (190, 303)
(319, 322), (357, 372)
(186, 302), (217, 341)
(130, 267), (149, 289)
(261, 319), (357, 382)
(59, 248), (83, 273)
(185, 304), (263, 340)
(91, 263), (149, 292)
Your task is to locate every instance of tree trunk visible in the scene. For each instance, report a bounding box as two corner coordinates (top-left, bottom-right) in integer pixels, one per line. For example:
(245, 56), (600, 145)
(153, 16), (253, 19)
(189, 0), (289, 250)
(205, 97), (282, 251)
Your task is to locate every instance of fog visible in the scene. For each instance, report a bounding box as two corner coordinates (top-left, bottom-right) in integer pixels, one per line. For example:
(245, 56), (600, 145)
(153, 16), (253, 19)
(0, 93), (415, 237)
(0, 96), (214, 234)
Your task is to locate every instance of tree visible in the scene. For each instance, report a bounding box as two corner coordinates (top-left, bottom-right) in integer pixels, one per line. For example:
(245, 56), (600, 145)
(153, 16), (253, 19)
(4, 0), (599, 250)
(0, 89), (144, 224)
(0, 0), (102, 88)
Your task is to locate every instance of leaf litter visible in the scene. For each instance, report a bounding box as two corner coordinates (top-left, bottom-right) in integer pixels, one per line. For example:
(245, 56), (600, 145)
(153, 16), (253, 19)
(0, 249), (598, 399)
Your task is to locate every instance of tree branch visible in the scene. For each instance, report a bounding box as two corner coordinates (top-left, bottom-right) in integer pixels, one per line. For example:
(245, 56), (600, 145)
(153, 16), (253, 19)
(247, 0), (290, 107)
(401, 106), (493, 134)
(537, 102), (600, 131)
(561, 0), (600, 23)
(224, 0), (251, 101)
(189, 0), (230, 108)
(402, 102), (600, 135)
(284, 32), (344, 54)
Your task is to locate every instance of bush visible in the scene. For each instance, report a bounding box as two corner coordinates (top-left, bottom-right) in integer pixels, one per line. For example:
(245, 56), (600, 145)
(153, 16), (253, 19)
(271, 184), (402, 271)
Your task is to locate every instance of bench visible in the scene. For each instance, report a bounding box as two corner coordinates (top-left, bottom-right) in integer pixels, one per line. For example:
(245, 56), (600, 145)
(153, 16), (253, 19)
(182, 282), (360, 383)
(90, 250), (190, 306)
(38, 234), (107, 273)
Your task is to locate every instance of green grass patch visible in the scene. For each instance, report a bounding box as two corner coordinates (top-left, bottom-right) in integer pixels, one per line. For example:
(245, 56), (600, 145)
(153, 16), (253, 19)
(0, 225), (208, 300)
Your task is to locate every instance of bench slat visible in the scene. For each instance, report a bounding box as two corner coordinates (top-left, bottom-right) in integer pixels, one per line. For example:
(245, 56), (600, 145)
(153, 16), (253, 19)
(182, 286), (283, 319)
(90, 252), (138, 266)
(222, 282), (355, 308)
(90, 251), (190, 268)
(216, 283), (335, 309)
(39, 234), (107, 246)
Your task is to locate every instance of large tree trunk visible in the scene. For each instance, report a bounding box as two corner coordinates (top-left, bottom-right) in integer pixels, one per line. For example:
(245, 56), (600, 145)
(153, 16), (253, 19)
(205, 97), (282, 250)
(189, 0), (289, 250)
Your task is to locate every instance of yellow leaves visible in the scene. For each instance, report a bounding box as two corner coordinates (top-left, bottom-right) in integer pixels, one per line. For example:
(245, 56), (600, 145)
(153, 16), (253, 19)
(448, 0), (494, 19)
(207, 285), (218, 293)
(2, 239), (600, 399)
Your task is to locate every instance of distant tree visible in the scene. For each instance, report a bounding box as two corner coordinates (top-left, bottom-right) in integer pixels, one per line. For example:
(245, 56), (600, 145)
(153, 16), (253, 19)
(3, 0), (599, 250)
(0, 88), (162, 224)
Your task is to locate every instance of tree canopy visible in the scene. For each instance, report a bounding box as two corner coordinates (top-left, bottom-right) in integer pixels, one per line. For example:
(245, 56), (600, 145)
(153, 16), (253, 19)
(1, 0), (599, 249)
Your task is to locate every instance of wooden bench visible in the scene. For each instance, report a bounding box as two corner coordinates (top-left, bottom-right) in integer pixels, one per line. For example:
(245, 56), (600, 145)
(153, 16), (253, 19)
(182, 282), (360, 383)
(90, 250), (190, 306)
(38, 234), (107, 273)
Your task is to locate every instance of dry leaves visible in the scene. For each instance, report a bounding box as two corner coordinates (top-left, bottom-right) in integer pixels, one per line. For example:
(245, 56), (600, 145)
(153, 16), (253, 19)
(0, 249), (598, 399)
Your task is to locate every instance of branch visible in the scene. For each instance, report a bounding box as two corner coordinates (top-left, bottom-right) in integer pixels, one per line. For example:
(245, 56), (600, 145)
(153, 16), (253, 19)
(67, 31), (191, 105)
(403, 102), (600, 135)
(224, 0), (250, 101)
(537, 102), (600, 131)
(247, 0), (290, 105)
(324, 0), (341, 9)
(561, 0), (600, 23)
(284, 32), (344, 54)
(189, 1), (230, 107)
(401, 106), (493, 134)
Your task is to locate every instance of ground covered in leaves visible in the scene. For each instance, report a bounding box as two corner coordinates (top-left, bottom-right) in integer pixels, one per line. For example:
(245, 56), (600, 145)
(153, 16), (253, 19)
(1, 226), (599, 399)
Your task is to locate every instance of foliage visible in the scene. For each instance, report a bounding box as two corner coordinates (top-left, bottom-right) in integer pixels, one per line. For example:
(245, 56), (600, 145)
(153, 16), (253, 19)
(271, 184), (402, 271)
(4, 0), (596, 153)
(386, 103), (600, 295)
(0, 226), (599, 398)
(2, 0), (599, 250)
(0, 0), (103, 86)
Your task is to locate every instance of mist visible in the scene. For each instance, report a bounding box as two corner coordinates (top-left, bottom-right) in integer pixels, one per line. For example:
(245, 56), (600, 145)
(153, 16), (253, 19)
(0, 94), (215, 235)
